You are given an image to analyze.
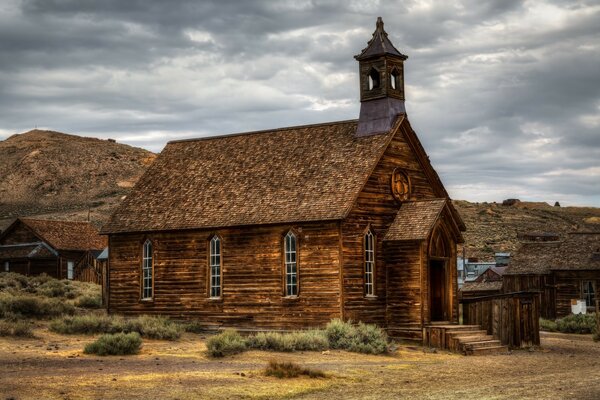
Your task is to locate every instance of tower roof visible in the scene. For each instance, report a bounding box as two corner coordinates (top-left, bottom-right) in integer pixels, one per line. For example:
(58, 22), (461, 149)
(355, 17), (408, 61)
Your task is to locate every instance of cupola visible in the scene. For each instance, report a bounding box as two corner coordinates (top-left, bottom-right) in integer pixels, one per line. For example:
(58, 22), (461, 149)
(355, 17), (408, 137)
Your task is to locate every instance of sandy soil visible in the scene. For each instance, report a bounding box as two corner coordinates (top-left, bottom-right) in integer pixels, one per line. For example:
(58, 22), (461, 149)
(1, 328), (599, 400)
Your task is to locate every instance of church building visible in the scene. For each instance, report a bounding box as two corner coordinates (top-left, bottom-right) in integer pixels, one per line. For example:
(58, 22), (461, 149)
(101, 18), (466, 340)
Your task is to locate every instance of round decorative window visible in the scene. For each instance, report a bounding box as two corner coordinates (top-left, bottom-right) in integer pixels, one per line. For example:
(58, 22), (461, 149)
(391, 168), (411, 202)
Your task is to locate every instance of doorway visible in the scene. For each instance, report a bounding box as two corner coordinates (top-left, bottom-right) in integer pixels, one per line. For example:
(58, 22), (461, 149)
(430, 259), (446, 321)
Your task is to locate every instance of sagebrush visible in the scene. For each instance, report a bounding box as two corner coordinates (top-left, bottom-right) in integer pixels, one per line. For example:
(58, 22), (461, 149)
(206, 319), (388, 357)
(84, 332), (142, 356)
(264, 360), (326, 379)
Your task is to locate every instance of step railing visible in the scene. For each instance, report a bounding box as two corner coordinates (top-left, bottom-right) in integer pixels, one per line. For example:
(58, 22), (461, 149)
(460, 291), (540, 348)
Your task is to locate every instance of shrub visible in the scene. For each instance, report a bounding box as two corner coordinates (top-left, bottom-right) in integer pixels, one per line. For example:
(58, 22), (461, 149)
(0, 320), (34, 337)
(0, 272), (29, 290)
(206, 329), (247, 357)
(50, 314), (181, 340)
(539, 318), (558, 332)
(84, 332), (142, 356)
(264, 360), (325, 379)
(76, 295), (103, 309)
(182, 320), (206, 334)
(246, 330), (329, 352)
(556, 314), (597, 334)
(122, 315), (182, 340)
(0, 294), (75, 318)
(50, 314), (122, 335)
(347, 322), (388, 354)
(325, 319), (388, 354)
(37, 280), (70, 298)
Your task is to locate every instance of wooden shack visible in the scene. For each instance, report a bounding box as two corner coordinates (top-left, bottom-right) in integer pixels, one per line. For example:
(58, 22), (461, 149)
(101, 18), (466, 339)
(0, 218), (107, 282)
(504, 232), (600, 319)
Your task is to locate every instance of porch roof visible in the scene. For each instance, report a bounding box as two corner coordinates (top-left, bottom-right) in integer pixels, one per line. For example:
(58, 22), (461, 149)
(383, 198), (461, 242)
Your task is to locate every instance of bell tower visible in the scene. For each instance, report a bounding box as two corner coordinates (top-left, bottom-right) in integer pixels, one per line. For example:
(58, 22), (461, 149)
(355, 17), (408, 137)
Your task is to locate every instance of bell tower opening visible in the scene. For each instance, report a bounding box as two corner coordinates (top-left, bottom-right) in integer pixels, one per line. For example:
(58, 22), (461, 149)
(355, 17), (408, 137)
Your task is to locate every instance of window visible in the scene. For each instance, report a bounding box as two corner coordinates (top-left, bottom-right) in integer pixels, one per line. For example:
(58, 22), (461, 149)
(284, 231), (298, 296)
(142, 239), (153, 300)
(390, 68), (400, 90)
(209, 236), (222, 298)
(4, 261), (9, 272)
(67, 261), (74, 280)
(583, 281), (595, 308)
(368, 68), (380, 90)
(364, 229), (375, 296)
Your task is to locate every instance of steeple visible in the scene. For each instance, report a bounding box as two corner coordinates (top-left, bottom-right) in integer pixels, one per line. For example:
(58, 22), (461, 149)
(355, 17), (408, 137)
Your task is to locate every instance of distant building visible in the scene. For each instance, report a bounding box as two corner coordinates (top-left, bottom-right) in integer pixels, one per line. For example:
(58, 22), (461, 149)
(0, 218), (107, 282)
(504, 232), (600, 318)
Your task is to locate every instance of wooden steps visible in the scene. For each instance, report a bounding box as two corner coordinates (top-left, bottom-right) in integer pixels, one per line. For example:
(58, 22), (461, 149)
(423, 324), (508, 356)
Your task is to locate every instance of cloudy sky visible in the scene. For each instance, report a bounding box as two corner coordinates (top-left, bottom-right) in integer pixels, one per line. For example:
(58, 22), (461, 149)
(1, 0), (599, 206)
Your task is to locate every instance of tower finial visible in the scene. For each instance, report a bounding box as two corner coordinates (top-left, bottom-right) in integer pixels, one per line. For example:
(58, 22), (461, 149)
(376, 17), (384, 32)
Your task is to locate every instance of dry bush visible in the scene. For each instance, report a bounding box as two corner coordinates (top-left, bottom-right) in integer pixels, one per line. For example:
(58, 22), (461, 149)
(264, 360), (326, 379)
(206, 329), (247, 357)
(84, 332), (142, 356)
(0, 320), (34, 337)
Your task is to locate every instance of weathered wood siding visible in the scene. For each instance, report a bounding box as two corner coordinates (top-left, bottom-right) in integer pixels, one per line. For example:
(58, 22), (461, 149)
(462, 292), (540, 348)
(503, 274), (555, 319)
(108, 222), (341, 329)
(341, 127), (437, 325)
(384, 240), (423, 338)
(0, 222), (38, 245)
(553, 271), (600, 317)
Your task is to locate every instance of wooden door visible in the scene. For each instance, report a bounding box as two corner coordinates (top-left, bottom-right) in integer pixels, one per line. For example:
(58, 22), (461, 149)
(430, 259), (446, 321)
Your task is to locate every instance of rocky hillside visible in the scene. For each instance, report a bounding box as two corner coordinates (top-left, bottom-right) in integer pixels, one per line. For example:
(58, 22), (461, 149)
(0, 129), (155, 230)
(454, 199), (600, 260)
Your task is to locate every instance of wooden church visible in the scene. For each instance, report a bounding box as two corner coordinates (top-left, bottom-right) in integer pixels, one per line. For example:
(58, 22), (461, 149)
(101, 18), (466, 340)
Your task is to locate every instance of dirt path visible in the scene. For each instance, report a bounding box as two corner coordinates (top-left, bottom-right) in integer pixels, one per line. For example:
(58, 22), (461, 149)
(1, 329), (599, 399)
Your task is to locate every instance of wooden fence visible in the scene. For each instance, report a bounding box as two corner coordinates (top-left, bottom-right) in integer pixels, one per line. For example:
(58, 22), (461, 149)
(461, 291), (540, 348)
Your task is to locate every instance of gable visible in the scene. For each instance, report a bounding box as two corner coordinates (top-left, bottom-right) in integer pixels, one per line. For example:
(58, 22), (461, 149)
(101, 120), (396, 234)
(0, 220), (41, 246)
(0, 218), (106, 251)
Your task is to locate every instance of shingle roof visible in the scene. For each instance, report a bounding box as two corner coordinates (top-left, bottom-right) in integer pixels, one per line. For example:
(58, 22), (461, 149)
(461, 281), (503, 293)
(506, 232), (600, 274)
(102, 119), (398, 234)
(17, 218), (107, 251)
(383, 199), (448, 241)
(355, 17), (408, 61)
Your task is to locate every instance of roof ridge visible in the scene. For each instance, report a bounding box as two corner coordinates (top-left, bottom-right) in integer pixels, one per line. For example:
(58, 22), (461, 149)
(168, 119), (359, 145)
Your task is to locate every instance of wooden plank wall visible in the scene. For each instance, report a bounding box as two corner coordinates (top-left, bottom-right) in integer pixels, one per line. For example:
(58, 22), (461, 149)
(384, 240), (423, 338)
(0, 222), (39, 245)
(108, 221), (341, 329)
(341, 127), (436, 325)
(462, 292), (540, 348)
(553, 271), (600, 317)
(503, 274), (555, 319)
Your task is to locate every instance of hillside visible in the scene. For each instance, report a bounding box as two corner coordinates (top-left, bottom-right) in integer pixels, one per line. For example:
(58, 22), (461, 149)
(454, 200), (600, 260)
(0, 129), (155, 230)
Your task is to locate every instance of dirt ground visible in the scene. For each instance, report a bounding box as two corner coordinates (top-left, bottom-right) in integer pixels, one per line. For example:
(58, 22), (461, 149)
(1, 327), (599, 400)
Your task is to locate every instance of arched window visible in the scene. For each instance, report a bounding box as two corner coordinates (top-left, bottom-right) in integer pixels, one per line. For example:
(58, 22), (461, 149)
(390, 68), (400, 90)
(368, 68), (380, 91)
(284, 231), (298, 296)
(141, 239), (153, 300)
(364, 229), (375, 296)
(209, 236), (222, 298)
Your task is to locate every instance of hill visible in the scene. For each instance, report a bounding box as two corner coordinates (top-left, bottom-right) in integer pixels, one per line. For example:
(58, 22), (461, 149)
(0, 129), (155, 230)
(454, 199), (600, 260)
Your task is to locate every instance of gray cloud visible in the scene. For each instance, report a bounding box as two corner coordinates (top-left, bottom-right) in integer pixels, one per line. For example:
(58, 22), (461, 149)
(1, 0), (599, 206)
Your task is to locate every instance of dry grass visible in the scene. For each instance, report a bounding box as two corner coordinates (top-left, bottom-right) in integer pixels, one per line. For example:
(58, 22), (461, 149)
(264, 360), (326, 379)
